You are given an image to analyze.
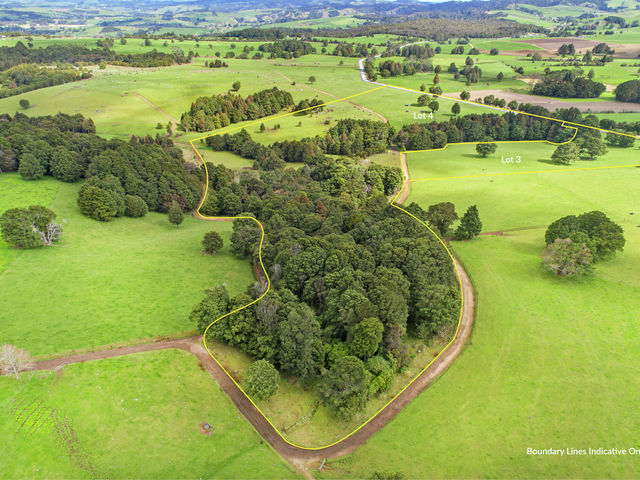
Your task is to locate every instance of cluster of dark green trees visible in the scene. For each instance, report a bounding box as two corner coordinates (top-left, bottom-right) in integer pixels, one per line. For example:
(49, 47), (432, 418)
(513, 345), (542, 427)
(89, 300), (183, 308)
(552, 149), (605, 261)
(0, 41), (191, 71)
(180, 87), (298, 133)
(257, 40), (316, 59)
(542, 211), (625, 277)
(332, 42), (370, 57)
(200, 126), (401, 215)
(0, 63), (91, 99)
(394, 111), (573, 151)
(205, 119), (395, 173)
(0, 113), (201, 221)
(190, 155), (460, 419)
(377, 59), (432, 78)
(531, 69), (606, 98)
(615, 80), (640, 103)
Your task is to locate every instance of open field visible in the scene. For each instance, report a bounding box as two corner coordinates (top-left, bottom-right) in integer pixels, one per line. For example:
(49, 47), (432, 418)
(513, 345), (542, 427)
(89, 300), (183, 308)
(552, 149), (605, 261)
(0, 349), (298, 479)
(318, 142), (640, 479)
(406, 143), (640, 231)
(0, 174), (254, 357)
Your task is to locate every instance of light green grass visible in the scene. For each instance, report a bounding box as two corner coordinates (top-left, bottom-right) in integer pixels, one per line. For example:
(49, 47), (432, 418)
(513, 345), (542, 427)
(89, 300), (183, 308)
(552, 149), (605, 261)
(0, 349), (299, 479)
(319, 142), (640, 479)
(0, 175), (61, 274)
(208, 333), (448, 447)
(406, 142), (640, 231)
(0, 174), (254, 356)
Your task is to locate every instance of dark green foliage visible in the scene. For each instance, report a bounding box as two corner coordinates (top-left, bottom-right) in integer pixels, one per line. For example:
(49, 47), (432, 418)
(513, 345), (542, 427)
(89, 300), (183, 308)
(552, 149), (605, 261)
(578, 136), (607, 160)
(365, 355), (395, 396)
(605, 132), (636, 147)
(258, 40), (315, 59)
(18, 152), (45, 180)
(277, 302), (325, 382)
(615, 79), (640, 103)
(542, 238), (593, 277)
(168, 200), (184, 227)
(318, 356), (369, 419)
(190, 285), (230, 334)
(0, 205), (57, 248)
(551, 143), (580, 165)
(124, 195), (148, 217)
(333, 42), (369, 57)
(202, 230), (223, 254)
(426, 202), (458, 236)
(0, 41), (189, 71)
(455, 205), (482, 240)
(77, 175), (126, 222)
(532, 70), (605, 98)
(378, 59), (432, 78)
(0, 64), (89, 99)
(180, 87), (295, 133)
(545, 211), (625, 260)
(349, 317), (384, 359)
(243, 359), (280, 400)
(50, 146), (83, 182)
(0, 113), (200, 215)
(230, 218), (261, 256)
(475, 142), (497, 157)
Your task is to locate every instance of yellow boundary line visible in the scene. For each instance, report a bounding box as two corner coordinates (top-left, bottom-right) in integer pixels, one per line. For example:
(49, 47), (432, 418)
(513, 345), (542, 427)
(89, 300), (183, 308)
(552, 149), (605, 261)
(188, 84), (636, 451)
(382, 82), (640, 140)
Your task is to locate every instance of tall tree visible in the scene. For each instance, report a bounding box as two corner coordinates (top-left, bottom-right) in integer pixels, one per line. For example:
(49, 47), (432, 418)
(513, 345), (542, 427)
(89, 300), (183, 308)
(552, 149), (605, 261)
(168, 201), (184, 227)
(455, 205), (482, 240)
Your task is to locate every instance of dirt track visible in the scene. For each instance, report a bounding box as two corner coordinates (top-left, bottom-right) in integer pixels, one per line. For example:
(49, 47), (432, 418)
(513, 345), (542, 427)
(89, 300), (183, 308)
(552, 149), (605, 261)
(443, 89), (640, 113)
(395, 153), (411, 204)
(26, 64), (476, 477)
(30, 254), (475, 476)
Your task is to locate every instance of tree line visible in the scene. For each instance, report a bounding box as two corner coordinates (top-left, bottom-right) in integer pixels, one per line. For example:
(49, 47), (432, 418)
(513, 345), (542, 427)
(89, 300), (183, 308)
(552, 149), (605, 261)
(0, 63), (91, 99)
(0, 113), (201, 221)
(257, 40), (316, 59)
(0, 41), (191, 71)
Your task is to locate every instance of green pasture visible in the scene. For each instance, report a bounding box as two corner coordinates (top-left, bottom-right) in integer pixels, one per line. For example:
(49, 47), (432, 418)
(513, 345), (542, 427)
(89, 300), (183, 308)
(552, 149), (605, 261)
(0, 175), (61, 274)
(0, 174), (254, 357)
(406, 142), (640, 231)
(0, 349), (298, 479)
(319, 141), (640, 480)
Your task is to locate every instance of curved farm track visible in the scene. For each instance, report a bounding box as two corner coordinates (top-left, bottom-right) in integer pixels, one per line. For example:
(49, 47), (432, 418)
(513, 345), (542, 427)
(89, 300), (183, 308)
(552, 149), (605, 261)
(30, 249), (475, 476)
(26, 67), (477, 478)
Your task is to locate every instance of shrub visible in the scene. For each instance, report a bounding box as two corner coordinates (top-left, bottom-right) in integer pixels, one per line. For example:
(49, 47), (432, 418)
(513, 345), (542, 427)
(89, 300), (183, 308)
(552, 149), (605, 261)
(202, 231), (223, 254)
(243, 359), (279, 400)
(124, 195), (148, 217)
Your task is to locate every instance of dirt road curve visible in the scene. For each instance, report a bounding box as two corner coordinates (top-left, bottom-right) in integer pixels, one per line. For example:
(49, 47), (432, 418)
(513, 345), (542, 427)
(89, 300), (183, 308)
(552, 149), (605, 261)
(30, 254), (475, 474)
(395, 153), (411, 204)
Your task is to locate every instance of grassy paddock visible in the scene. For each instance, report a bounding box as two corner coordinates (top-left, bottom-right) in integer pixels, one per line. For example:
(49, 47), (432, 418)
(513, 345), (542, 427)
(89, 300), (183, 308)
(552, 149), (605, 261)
(0, 349), (298, 479)
(0, 174), (254, 356)
(318, 142), (640, 479)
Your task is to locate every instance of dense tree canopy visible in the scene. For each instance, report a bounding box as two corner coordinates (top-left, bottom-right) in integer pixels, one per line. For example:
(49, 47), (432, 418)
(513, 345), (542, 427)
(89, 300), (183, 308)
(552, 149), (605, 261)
(0, 113), (201, 218)
(532, 70), (605, 98)
(180, 87), (299, 132)
(545, 211), (625, 261)
(615, 80), (640, 103)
